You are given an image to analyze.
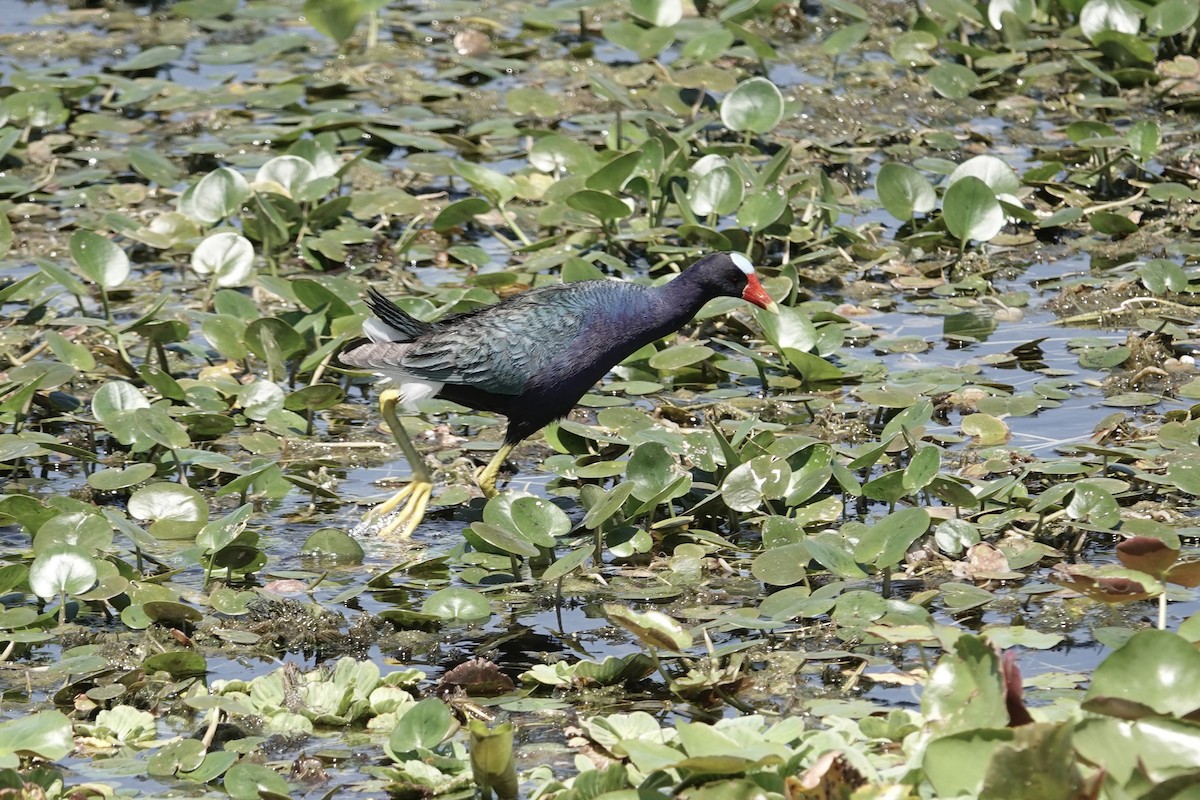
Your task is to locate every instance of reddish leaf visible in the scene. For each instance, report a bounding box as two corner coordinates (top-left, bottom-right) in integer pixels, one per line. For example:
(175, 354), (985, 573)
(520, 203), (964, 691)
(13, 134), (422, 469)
(1116, 536), (1178, 577)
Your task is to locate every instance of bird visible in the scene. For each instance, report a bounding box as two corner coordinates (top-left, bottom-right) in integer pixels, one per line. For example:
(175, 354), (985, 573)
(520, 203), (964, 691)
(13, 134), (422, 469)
(339, 251), (779, 538)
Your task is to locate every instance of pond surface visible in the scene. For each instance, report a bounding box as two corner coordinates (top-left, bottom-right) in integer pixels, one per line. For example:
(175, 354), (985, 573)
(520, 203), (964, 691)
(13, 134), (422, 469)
(1, 0), (1199, 796)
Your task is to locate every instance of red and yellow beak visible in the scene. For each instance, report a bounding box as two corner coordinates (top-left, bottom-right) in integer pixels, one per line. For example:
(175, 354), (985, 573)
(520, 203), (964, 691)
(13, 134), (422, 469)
(742, 272), (780, 314)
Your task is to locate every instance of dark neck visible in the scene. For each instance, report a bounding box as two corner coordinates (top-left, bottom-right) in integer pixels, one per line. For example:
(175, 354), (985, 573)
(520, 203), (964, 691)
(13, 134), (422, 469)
(644, 270), (716, 339)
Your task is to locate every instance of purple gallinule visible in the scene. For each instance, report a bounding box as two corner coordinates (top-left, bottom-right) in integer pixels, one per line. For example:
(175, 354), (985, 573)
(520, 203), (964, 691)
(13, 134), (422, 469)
(341, 251), (779, 537)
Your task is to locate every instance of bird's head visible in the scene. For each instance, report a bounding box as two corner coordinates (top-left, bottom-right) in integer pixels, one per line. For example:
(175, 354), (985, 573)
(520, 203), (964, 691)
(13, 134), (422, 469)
(688, 252), (780, 314)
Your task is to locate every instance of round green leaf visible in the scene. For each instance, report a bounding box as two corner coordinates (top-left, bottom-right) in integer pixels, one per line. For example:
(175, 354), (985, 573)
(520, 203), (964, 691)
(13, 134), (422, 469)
(566, 189), (632, 222)
(943, 176), (1003, 243)
(189, 167), (250, 224)
(510, 496), (570, 542)
(70, 230), (130, 288)
(1080, 0), (1141, 40)
(300, 528), (365, 562)
(255, 155), (315, 197)
(191, 232), (255, 288)
(421, 587), (492, 623)
(1085, 629), (1200, 716)
(389, 697), (453, 754)
(927, 63), (980, 100)
(750, 542), (810, 586)
(603, 604), (693, 652)
(29, 545), (97, 599)
(949, 155), (1021, 195)
(223, 763), (290, 800)
(720, 77), (785, 134)
(689, 166), (744, 217)
(876, 162), (936, 222)
(630, 0), (682, 26)
(0, 711), (73, 766)
(128, 483), (208, 539)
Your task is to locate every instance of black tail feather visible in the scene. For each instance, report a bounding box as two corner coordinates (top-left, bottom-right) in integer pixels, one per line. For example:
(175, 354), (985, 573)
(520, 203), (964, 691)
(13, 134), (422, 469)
(365, 287), (435, 341)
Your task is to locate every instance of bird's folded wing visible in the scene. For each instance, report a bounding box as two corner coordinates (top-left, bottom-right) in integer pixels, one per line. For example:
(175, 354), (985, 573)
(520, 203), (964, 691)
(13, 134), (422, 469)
(399, 297), (588, 396)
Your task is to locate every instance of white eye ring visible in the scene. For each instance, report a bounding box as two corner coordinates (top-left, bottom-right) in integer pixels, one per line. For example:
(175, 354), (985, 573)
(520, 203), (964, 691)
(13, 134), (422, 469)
(730, 252), (754, 275)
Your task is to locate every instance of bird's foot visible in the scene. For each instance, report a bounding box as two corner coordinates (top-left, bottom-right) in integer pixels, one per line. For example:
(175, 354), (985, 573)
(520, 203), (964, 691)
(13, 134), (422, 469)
(364, 480), (433, 538)
(473, 465), (501, 500)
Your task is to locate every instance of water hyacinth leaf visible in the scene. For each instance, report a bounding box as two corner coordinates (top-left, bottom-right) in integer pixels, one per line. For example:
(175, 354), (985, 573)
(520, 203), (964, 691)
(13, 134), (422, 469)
(1080, 0), (1141, 40)
(586, 151), (642, 194)
(602, 20), (675, 60)
(304, 0), (365, 44)
(948, 155), (1021, 195)
(0, 213), (11, 260)
(141, 601), (203, 627)
(87, 463), (158, 491)
(582, 481), (635, 529)
(433, 197), (490, 231)
(28, 545), (97, 599)
(510, 496), (571, 541)
(805, 535), (868, 579)
(627, 443), (684, 502)
(566, 190), (632, 222)
(943, 177), (1003, 243)
(189, 167), (251, 224)
(1066, 481), (1119, 529)
(720, 77), (785, 134)
(129, 147), (182, 185)
(689, 166), (744, 217)
(245, 317), (305, 361)
(820, 21), (870, 57)
(196, 503), (253, 554)
(111, 44), (182, 71)
(987, 0), (1034, 27)
(890, 30), (938, 66)
(961, 413), (1009, 445)
(1127, 119), (1160, 162)
(454, 160), (517, 206)
(852, 507), (931, 567)
(70, 230), (130, 288)
(255, 155), (316, 197)
(422, 587), (491, 622)
(191, 232), (255, 288)
(223, 763), (291, 800)
(923, 635), (1007, 733)
(389, 697), (453, 754)
(648, 343), (713, 370)
(737, 189), (787, 231)
(1147, 0), (1198, 35)
(466, 521), (541, 557)
(132, 406), (191, 450)
(927, 62), (979, 100)
(299, 528), (365, 562)
(0, 710), (73, 768)
(1139, 258), (1188, 294)
(750, 542), (809, 586)
(128, 482), (208, 539)
(284, 384), (344, 412)
(603, 604), (693, 652)
(541, 546), (592, 582)
(34, 511), (113, 554)
(876, 163), (936, 222)
(630, 0), (683, 27)
(1167, 461), (1200, 495)
(1084, 629), (1200, 717)
(721, 455), (791, 512)
(903, 445), (941, 491)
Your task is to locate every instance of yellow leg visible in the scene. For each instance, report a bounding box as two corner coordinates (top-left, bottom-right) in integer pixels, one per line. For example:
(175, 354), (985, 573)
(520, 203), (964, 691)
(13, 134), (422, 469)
(365, 389), (433, 538)
(474, 442), (515, 499)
